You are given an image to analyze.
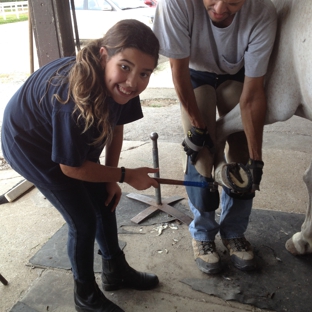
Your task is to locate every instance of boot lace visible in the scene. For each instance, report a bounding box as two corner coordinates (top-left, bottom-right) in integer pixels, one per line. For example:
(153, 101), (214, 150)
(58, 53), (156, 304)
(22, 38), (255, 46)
(229, 237), (249, 252)
(198, 241), (216, 255)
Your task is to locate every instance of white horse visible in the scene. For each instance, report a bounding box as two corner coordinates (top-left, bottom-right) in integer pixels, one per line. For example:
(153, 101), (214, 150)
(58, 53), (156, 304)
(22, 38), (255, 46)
(214, 0), (312, 256)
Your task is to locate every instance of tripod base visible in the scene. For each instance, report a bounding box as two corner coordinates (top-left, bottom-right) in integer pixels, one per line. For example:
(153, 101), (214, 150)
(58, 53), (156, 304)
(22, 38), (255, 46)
(127, 193), (193, 225)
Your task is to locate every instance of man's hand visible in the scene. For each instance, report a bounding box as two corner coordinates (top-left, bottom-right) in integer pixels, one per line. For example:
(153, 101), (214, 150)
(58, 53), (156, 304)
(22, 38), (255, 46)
(247, 158), (264, 191)
(182, 126), (214, 165)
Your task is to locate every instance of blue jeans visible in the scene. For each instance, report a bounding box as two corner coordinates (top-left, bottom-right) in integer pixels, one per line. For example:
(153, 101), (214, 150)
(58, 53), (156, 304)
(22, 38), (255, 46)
(36, 181), (122, 283)
(186, 67), (252, 241)
(189, 189), (253, 241)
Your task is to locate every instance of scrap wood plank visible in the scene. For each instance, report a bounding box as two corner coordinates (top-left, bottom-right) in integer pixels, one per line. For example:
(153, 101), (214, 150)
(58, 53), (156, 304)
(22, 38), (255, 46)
(0, 179), (34, 205)
(0, 273), (8, 285)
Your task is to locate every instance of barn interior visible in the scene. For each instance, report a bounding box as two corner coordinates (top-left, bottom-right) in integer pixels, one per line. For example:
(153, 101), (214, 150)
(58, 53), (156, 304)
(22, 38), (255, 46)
(1, 1), (312, 312)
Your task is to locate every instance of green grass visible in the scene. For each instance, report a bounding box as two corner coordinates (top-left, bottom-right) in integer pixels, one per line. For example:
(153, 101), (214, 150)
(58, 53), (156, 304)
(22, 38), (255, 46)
(0, 13), (28, 25)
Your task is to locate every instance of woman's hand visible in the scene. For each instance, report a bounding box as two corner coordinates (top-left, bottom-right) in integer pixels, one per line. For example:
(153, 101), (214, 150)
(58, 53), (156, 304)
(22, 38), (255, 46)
(124, 167), (159, 190)
(105, 182), (122, 212)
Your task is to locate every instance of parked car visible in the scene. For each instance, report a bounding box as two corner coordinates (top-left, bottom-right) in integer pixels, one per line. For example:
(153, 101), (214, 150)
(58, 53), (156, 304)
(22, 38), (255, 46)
(72, 0), (155, 41)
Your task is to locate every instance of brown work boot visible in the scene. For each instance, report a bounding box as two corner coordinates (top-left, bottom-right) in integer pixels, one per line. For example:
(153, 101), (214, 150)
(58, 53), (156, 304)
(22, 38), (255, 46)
(222, 237), (256, 271)
(192, 239), (221, 274)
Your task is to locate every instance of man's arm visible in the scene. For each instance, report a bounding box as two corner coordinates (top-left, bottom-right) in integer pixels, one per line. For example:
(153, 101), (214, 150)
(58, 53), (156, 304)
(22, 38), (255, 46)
(240, 75), (267, 161)
(169, 57), (206, 129)
(170, 57), (215, 164)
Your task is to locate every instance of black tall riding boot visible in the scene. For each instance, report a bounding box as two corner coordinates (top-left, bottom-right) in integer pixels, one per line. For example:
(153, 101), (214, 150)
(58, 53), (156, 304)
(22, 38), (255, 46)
(101, 251), (159, 291)
(74, 278), (124, 312)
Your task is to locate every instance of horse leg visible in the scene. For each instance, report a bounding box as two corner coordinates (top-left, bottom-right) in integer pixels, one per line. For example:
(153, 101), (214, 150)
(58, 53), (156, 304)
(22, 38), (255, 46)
(285, 159), (312, 255)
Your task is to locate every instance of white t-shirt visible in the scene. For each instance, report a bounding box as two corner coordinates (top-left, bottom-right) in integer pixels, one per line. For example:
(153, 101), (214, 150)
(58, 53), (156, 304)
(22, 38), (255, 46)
(153, 0), (277, 77)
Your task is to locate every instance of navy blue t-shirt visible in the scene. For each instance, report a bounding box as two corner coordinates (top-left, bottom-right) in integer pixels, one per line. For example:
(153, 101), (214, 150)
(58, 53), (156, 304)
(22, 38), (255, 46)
(1, 57), (143, 189)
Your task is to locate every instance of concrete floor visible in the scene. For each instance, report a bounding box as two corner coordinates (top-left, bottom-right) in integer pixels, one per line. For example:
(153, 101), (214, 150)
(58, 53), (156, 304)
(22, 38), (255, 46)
(1, 21), (312, 312)
(1, 97), (312, 312)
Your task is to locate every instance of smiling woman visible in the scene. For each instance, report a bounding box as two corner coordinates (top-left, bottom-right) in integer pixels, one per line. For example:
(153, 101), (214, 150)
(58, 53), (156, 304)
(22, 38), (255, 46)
(1, 19), (160, 312)
(100, 47), (156, 105)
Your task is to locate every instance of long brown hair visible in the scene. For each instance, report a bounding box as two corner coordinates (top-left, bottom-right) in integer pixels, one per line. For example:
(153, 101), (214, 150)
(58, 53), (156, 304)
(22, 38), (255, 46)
(63, 19), (159, 146)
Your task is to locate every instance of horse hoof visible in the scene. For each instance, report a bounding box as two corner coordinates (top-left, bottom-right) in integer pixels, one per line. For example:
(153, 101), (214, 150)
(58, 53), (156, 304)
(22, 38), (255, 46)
(285, 238), (299, 255)
(220, 162), (252, 193)
(285, 233), (312, 255)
